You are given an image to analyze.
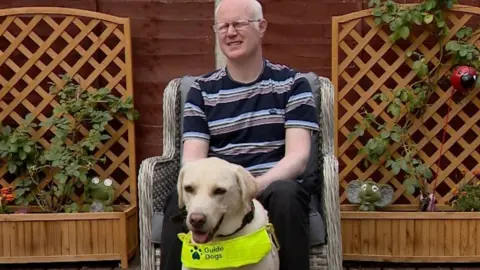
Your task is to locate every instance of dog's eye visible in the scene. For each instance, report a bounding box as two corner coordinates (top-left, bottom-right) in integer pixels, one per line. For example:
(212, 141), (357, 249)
(184, 185), (194, 193)
(213, 188), (226, 195)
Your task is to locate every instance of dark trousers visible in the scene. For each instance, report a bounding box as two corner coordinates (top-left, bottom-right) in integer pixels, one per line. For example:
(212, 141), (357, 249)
(160, 180), (311, 270)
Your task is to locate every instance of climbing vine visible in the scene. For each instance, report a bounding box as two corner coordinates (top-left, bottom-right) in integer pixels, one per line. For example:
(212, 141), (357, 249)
(348, 0), (480, 199)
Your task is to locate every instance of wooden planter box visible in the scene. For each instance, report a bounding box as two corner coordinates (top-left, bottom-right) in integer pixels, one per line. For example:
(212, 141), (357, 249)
(0, 206), (138, 268)
(342, 211), (480, 263)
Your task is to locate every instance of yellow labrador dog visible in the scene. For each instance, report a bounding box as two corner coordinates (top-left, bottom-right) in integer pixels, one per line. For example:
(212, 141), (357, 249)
(177, 157), (279, 270)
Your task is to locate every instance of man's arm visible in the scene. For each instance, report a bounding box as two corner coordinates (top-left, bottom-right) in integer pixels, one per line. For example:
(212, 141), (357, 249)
(182, 139), (209, 165)
(255, 128), (312, 190)
(181, 81), (210, 165)
(255, 74), (319, 192)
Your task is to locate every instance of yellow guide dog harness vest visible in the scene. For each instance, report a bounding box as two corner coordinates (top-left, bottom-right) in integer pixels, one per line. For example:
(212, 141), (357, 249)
(177, 202), (280, 269)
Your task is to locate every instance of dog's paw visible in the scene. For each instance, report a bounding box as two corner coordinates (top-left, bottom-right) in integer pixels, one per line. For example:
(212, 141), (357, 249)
(190, 246), (202, 260)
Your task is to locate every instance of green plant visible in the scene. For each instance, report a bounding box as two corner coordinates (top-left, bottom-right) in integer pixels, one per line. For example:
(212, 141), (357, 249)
(0, 115), (39, 176)
(369, 0), (480, 78)
(0, 187), (14, 213)
(349, 0), (480, 199)
(450, 180), (480, 212)
(0, 75), (139, 213)
(0, 116), (40, 208)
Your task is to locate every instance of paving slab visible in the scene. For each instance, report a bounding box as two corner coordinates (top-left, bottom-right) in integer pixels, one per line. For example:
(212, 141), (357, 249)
(0, 255), (140, 270)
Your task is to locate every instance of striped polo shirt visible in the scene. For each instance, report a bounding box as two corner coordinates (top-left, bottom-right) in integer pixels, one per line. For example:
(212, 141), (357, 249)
(182, 59), (319, 177)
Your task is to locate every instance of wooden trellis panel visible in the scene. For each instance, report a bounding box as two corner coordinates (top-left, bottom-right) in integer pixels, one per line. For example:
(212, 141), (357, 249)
(0, 7), (136, 206)
(332, 4), (480, 210)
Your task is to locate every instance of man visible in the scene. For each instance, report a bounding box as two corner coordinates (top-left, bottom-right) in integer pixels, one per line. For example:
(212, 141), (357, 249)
(159, 0), (320, 269)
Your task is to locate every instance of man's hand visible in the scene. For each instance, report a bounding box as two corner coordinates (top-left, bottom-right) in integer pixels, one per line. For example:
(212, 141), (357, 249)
(254, 127), (312, 192)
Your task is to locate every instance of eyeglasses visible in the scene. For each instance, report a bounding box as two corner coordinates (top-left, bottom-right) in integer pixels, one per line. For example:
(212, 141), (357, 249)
(213, 19), (261, 34)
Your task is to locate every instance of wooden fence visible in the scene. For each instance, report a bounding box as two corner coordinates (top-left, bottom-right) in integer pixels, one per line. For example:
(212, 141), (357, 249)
(0, 7), (136, 206)
(332, 4), (480, 210)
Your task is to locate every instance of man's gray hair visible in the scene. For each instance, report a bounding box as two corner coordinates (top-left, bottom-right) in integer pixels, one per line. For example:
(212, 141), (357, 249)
(215, 0), (264, 20)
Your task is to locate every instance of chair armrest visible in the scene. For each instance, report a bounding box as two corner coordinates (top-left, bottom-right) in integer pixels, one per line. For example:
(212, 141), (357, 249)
(318, 76), (343, 270)
(321, 154), (342, 269)
(138, 78), (183, 270)
(139, 154), (180, 270)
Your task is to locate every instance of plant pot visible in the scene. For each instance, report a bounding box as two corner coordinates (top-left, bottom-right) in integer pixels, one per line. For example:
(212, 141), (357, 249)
(341, 211), (480, 263)
(0, 205), (138, 268)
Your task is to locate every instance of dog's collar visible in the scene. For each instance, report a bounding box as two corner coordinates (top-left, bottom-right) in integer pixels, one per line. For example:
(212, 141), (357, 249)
(217, 201), (255, 238)
(174, 201), (256, 239)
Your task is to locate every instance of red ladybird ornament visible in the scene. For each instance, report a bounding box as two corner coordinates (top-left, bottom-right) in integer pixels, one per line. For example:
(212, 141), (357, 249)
(450, 65), (478, 92)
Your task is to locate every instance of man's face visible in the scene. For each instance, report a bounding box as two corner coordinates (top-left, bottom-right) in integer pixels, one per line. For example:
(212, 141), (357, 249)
(214, 1), (266, 62)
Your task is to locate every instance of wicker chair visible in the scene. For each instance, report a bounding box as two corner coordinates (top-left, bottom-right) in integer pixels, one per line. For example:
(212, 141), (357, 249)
(138, 72), (343, 270)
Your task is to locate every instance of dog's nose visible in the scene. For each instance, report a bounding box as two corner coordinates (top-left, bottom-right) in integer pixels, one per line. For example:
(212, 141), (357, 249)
(189, 213), (206, 228)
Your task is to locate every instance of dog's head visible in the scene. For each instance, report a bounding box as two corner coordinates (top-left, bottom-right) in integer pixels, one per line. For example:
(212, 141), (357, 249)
(177, 157), (258, 243)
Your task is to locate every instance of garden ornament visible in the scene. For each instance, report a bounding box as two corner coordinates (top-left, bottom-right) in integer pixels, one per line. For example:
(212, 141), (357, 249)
(346, 179), (394, 211)
(83, 177), (115, 212)
(419, 191), (436, 212)
(450, 65), (478, 92)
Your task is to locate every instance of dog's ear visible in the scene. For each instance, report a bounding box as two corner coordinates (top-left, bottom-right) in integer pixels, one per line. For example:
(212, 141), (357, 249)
(177, 165), (188, 209)
(234, 165), (258, 211)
